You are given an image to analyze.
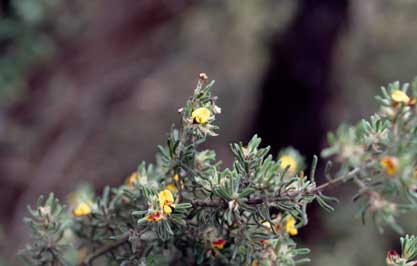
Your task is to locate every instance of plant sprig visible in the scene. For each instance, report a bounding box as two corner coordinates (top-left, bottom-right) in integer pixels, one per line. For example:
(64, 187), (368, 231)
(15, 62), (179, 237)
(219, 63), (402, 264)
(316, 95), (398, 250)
(19, 75), (417, 266)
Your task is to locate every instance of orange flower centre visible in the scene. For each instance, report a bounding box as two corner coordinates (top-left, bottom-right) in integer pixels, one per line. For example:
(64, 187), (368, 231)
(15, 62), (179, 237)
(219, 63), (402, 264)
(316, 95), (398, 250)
(145, 212), (162, 222)
(380, 156), (398, 176)
(212, 239), (226, 249)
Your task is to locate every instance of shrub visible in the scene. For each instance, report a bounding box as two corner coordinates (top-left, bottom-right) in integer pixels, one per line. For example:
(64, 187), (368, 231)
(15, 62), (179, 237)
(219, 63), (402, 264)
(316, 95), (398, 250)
(18, 74), (417, 266)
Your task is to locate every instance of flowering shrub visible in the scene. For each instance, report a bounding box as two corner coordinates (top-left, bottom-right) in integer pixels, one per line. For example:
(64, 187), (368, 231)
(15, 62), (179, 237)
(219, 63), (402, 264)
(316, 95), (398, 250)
(18, 74), (417, 265)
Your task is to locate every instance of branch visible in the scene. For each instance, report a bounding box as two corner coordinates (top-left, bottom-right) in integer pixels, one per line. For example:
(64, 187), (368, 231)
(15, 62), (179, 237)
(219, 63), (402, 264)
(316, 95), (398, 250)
(191, 199), (227, 208)
(312, 167), (360, 192)
(78, 169), (360, 264)
(191, 167), (360, 209)
(80, 235), (129, 266)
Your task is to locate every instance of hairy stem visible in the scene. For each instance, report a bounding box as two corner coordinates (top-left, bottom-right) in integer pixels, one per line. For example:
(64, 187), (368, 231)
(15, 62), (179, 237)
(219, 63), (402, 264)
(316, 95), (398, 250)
(80, 235), (129, 266)
(193, 167), (360, 208)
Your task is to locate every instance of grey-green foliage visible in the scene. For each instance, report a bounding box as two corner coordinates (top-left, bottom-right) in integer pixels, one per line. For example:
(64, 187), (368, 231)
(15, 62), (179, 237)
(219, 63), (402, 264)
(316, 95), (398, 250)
(18, 193), (72, 266)
(19, 75), (417, 266)
(20, 76), (320, 266)
(323, 79), (417, 234)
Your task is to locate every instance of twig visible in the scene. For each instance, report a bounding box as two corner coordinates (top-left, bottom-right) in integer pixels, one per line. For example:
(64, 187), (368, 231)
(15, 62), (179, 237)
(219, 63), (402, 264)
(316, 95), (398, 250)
(312, 167), (360, 192)
(191, 199), (227, 208)
(80, 235), (129, 266)
(191, 167), (360, 208)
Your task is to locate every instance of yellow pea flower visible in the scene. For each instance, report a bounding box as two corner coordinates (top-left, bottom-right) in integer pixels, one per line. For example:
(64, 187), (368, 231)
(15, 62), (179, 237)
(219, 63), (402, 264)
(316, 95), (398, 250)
(145, 211), (163, 222)
(285, 216), (298, 236)
(279, 155), (297, 174)
(391, 90), (410, 104)
(72, 202), (92, 217)
(127, 172), (139, 187)
(159, 189), (175, 215)
(192, 107), (211, 124)
(380, 156), (398, 176)
(165, 183), (178, 192)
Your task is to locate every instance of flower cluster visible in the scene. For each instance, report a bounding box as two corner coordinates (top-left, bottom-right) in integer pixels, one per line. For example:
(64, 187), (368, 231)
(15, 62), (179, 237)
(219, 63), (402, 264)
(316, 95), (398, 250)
(143, 189), (176, 223)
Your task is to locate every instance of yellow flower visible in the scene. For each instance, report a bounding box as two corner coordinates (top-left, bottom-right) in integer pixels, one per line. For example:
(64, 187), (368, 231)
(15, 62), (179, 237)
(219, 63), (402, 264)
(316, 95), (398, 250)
(174, 174), (180, 182)
(127, 171), (139, 187)
(285, 216), (298, 236)
(145, 211), (163, 222)
(212, 239), (226, 249)
(391, 90), (410, 104)
(380, 156), (398, 176)
(72, 202), (92, 217)
(252, 259), (259, 266)
(192, 107), (211, 124)
(159, 189), (175, 215)
(165, 183), (178, 192)
(279, 155), (297, 174)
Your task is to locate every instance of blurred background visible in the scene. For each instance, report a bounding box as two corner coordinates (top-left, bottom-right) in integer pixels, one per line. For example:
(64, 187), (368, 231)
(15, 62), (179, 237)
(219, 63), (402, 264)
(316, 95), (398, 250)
(1, 0), (417, 265)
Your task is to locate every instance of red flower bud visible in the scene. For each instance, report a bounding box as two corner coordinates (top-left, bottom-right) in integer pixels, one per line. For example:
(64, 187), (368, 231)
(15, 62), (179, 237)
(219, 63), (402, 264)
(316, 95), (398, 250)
(386, 250), (400, 264)
(199, 73), (208, 82)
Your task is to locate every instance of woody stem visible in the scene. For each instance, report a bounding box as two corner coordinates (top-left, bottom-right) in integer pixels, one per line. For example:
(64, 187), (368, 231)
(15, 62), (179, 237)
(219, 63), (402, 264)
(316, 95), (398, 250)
(191, 167), (360, 208)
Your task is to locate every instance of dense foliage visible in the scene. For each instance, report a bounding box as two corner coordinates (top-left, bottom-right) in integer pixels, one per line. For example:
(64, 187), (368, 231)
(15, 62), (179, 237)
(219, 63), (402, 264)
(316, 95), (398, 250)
(19, 74), (417, 266)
